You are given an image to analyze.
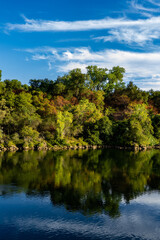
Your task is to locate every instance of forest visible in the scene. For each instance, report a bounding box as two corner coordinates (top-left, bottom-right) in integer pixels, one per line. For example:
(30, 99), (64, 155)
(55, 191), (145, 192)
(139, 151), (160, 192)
(0, 66), (160, 151)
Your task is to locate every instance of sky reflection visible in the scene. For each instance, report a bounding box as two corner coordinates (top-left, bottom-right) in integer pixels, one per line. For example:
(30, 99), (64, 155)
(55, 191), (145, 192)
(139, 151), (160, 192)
(0, 191), (160, 240)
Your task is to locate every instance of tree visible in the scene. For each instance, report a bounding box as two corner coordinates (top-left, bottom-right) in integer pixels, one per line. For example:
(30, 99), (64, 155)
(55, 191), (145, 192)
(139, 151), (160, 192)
(125, 81), (149, 103)
(57, 68), (86, 99)
(73, 99), (103, 138)
(74, 99), (102, 124)
(83, 114), (113, 145)
(29, 78), (54, 94)
(56, 111), (73, 140)
(21, 126), (42, 148)
(128, 104), (156, 146)
(105, 66), (125, 94)
(98, 115), (113, 144)
(4, 79), (22, 91)
(86, 65), (108, 91)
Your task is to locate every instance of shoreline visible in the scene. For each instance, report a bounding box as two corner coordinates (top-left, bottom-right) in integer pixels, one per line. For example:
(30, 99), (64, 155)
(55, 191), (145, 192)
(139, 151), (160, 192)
(1, 144), (160, 152)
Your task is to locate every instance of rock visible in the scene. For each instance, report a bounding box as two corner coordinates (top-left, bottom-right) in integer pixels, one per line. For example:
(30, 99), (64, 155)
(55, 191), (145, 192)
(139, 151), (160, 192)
(92, 146), (97, 149)
(7, 146), (19, 151)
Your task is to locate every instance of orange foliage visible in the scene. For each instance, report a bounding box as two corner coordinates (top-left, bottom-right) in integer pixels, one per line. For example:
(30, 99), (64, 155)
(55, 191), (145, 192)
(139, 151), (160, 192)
(53, 96), (70, 110)
(70, 97), (78, 105)
(146, 101), (159, 114)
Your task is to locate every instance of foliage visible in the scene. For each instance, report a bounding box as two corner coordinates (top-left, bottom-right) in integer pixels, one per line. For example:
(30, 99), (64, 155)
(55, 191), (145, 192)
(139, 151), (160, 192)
(128, 104), (156, 146)
(56, 111), (73, 140)
(0, 65), (159, 148)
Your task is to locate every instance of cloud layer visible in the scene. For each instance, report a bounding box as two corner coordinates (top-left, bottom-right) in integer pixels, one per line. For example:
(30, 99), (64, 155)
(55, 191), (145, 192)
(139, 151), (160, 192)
(22, 46), (160, 90)
(6, 15), (160, 32)
(6, 13), (160, 47)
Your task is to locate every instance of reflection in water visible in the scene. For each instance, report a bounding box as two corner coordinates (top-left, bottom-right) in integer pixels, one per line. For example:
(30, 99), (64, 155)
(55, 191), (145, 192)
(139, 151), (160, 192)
(0, 149), (160, 216)
(0, 149), (160, 239)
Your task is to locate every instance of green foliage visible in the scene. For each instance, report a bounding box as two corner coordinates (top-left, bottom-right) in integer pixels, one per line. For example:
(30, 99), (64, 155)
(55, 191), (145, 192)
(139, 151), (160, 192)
(112, 104), (157, 146)
(4, 79), (22, 91)
(74, 99), (102, 124)
(11, 133), (21, 145)
(57, 68), (86, 99)
(83, 122), (102, 145)
(21, 126), (41, 147)
(125, 81), (149, 103)
(0, 82), (5, 94)
(149, 90), (160, 112)
(128, 104), (156, 146)
(98, 116), (113, 144)
(86, 65), (125, 94)
(56, 111), (73, 140)
(86, 65), (108, 90)
(0, 65), (159, 149)
(105, 66), (125, 94)
(29, 78), (54, 93)
(53, 82), (66, 95)
(152, 114), (160, 140)
(7, 140), (17, 148)
(112, 120), (131, 146)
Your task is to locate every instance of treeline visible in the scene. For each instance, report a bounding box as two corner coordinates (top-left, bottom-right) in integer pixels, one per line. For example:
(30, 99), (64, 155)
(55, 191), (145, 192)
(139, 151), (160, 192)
(0, 66), (160, 151)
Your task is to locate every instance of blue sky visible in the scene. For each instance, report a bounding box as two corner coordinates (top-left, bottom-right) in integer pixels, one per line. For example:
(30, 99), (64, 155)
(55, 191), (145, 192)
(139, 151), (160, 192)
(1, 0), (160, 89)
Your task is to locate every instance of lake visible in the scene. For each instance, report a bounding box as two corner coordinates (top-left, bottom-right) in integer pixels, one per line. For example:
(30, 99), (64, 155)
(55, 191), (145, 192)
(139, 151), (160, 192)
(0, 149), (160, 240)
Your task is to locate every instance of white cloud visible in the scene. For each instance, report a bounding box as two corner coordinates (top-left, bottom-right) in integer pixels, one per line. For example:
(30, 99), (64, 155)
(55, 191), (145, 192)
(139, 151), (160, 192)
(7, 15), (160, 47)
(6, 16), (129, 32)
(93, 15), (160, 46)
(48, 62), (52, 70)
(6, 15), (160, 32)
(130, 0), (160, 13)
(32, 54), (49, 60)
(24, 46), (160, 90)
(61, 48), (104, 61)
(94, 27), (159, 45)
(58, 62), (87, 73)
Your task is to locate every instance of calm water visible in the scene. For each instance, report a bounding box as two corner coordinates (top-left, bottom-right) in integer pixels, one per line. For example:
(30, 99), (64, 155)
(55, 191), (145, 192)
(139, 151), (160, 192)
(0, 149), (160, 240)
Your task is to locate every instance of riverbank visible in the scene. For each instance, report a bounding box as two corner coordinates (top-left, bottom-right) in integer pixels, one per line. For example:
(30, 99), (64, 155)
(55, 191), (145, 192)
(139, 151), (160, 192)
(1, 144), (160, 152)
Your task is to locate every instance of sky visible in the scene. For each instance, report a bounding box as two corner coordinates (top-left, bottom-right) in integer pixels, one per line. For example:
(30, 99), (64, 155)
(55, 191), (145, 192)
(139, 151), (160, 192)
(1, 0), (160, 90)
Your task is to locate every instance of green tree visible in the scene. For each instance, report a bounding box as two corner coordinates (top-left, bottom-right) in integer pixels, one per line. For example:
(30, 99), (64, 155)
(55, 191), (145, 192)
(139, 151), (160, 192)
(86, 65), (108, 91)
(56, 111), (73, 140)
(4, 79), (22, 91)
(128, 104), (156, 146)
(105, 66), (125, 94)
(57, 68), (86, 99)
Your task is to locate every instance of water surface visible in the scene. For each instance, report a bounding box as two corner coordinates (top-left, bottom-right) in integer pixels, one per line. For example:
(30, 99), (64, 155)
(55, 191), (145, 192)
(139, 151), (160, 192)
(0, 149), (160, 240)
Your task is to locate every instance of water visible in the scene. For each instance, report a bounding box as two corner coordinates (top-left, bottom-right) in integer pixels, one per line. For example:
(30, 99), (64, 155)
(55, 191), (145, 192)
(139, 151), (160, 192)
(0, 149), (160, 240)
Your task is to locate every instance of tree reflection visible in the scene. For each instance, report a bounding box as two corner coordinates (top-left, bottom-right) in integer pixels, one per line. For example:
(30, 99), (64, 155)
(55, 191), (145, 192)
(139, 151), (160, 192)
(0, 149), (160, 217)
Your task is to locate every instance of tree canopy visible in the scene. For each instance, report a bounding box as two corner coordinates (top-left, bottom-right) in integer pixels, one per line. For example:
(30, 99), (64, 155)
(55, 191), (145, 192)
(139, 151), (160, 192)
(0, 65), (159, 150)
